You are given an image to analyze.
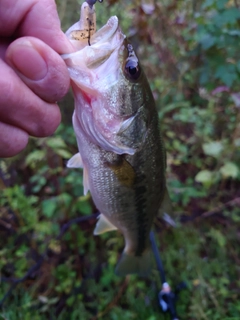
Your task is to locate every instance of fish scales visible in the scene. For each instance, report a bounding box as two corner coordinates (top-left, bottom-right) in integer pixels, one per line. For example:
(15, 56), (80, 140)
(63, 2), (169, 276)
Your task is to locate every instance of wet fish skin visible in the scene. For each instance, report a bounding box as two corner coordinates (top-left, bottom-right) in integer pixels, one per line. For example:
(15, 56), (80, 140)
(63, 2), (168, 276)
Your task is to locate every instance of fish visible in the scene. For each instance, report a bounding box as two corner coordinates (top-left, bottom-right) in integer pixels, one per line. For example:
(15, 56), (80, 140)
(62, 1), (170, 276)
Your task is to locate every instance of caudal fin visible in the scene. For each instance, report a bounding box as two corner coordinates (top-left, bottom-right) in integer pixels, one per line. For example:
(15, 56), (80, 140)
(115, 249), (152, 277)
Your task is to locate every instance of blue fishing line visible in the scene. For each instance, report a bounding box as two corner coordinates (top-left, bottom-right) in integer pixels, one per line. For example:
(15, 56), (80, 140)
(149, 231), (166, 283)
(150, 230), (182, 320)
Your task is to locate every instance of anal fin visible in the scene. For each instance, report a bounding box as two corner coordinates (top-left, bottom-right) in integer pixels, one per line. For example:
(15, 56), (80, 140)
(94, 214), (117, 235)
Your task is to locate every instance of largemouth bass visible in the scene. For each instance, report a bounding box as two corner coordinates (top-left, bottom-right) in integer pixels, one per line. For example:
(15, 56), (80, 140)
(62, 2), (169, 276)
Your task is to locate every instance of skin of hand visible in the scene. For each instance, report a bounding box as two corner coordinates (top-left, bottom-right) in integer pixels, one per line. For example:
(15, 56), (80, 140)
(0, 0), (74, 158)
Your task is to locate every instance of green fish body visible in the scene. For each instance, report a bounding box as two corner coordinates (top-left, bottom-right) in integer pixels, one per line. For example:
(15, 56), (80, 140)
(63, 2), (168, 276)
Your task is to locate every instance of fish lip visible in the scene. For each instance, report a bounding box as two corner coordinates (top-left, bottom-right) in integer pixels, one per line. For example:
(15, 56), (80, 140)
(91, 16), (120, 46)
(62, 16), (124, 87)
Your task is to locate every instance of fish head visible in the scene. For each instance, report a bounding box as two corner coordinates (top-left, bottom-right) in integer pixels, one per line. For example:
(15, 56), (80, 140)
(63, 4), (154, 155)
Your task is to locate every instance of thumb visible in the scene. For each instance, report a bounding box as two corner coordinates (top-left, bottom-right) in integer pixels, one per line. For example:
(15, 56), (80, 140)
(5, 37), (70, 103)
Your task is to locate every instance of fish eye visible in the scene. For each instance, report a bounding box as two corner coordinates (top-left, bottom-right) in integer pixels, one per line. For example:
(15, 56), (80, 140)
(125, 59), (141, 81)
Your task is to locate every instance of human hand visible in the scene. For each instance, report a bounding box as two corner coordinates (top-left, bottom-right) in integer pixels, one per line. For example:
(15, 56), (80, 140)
(0, 0), (73, 157)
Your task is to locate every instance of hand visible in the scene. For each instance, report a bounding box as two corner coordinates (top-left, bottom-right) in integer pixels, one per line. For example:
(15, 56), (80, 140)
(0, 0), (73, 157)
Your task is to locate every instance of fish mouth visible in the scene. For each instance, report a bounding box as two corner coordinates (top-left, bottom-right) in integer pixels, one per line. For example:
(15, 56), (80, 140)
(62, 15), (124, 70)
(62, 13), (126, 97)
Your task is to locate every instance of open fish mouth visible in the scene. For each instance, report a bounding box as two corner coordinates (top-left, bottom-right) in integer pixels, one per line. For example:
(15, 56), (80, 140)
(62, 3), (124, 71)
(61, 4), (126, 96)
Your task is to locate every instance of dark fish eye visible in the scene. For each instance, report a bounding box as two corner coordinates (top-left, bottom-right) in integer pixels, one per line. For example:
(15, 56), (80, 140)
(125, 60), (141, 81)
(128, 66), (137, 75)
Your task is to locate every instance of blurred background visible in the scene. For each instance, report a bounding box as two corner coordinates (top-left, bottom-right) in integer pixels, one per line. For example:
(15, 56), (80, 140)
(0, 0), (240, 319)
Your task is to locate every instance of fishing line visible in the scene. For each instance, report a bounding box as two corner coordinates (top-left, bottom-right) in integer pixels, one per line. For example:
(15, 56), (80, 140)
(150, 231), (186, 320)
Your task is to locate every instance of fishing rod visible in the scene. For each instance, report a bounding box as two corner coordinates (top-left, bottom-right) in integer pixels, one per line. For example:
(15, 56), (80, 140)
(150, 231), (186, 320)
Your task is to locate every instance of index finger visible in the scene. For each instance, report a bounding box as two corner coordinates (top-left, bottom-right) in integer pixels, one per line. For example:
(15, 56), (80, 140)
(0, 0), (73, 54)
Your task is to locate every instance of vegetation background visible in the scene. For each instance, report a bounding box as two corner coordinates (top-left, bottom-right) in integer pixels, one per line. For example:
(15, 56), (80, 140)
(0, 0), (240, 319)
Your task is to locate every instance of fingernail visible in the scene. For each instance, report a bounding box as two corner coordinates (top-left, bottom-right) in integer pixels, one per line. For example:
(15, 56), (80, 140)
(8, 40), (48, 81)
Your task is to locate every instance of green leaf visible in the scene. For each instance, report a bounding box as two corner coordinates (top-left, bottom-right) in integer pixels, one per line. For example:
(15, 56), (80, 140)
(158, 101), (190, 118)
(216, 0), (228, 10)
(147, 316), (157, 320)
(203, 0), (227, 10)
(202, 141), (223, 157)
(208, 228), (226, 247)
(219, 8), (240, 25)
(45, 137), (72, 158)
(75, 195), (92, 215)
(46, 137), (68, 149)
(214, 65), (237, 87)
(225, 29), (240, 37)
(41, 199), (57, 218)
(202, 0), (216, 9)
(195, 170), (213, 185)
(56, 193), (72, 207)
(25, 150), (46, 166)
(55, 148), (72, 159)
(220, 162), (239, 178)
(200, 35), (216, 50)
(34, 221), (54, 237)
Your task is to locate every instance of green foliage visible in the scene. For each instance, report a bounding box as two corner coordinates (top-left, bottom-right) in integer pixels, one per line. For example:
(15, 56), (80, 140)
(1, 0), (240, 319)
(192, 0), (240, 88)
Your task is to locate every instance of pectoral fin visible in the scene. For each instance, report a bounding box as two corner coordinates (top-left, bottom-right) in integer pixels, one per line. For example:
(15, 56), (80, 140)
(67, 153), (89, 195)
(67, 153), (83, 168)
(117, 115), (135, 134)
(117, 106), (148, 150)
(94, 214), (118, 235)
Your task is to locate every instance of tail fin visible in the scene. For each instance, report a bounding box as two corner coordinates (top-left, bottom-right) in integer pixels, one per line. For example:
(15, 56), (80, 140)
(115, 249), (152, 277)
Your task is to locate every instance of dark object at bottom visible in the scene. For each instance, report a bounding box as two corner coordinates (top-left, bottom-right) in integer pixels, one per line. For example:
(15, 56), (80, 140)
(86, 0), (103, 7)
(150, 231), (187, 320)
